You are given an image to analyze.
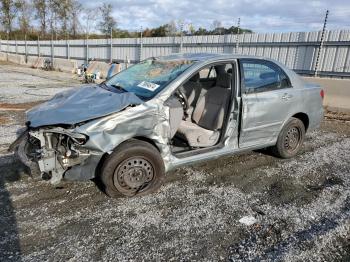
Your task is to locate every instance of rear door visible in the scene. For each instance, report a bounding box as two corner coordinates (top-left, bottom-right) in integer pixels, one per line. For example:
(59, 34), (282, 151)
(239, 59), (295, 148)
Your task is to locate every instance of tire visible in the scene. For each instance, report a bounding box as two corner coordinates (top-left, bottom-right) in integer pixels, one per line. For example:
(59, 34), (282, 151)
(100, 139), (165, 198)
(271, 117), (305, 159)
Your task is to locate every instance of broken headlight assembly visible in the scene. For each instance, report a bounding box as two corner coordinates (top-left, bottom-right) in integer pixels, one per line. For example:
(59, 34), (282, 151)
(17, 127), (90, 184)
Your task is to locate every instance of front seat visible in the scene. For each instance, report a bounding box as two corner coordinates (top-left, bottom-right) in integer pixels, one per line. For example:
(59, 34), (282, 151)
(177, 73), (231, 147)
(183, 73), (201, 106)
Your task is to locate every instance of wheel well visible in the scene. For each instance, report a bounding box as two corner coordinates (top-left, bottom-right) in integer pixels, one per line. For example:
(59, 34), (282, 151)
(292, 113), (309, 131)
(94, 137), (160, 179)
(133, 136), (160, 152)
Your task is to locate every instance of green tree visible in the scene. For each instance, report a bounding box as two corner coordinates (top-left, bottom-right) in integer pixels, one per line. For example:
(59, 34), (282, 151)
(188, 23), (195, 35)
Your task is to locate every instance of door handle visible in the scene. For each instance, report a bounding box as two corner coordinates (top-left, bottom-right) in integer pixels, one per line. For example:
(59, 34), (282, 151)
(281, 93), (293, 100)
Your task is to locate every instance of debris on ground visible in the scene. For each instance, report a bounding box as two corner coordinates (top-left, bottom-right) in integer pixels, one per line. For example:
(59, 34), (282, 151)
(239, 216), (258, 226)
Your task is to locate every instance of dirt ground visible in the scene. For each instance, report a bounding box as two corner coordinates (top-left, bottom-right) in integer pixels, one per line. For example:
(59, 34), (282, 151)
(0, 61), (349, 261)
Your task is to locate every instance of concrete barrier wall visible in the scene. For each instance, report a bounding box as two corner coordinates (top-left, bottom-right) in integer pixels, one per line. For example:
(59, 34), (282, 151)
(53, 58), (78, 73)
(7, 53), (26, 65)
(86, 61), (111, 79)
(26, 56), (45, 68)
(0, 52), (7, 61)
(304, 77), (350, 113)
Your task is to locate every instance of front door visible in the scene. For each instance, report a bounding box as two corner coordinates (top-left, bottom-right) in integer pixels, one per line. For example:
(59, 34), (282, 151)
(239, 59), (295, 148)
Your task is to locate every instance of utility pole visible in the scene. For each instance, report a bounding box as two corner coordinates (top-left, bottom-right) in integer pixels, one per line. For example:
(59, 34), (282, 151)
(235, 17), (241, 52)
(314, 10), (329, 77)
(110, 27), (113, 63)
(180, 21), (184, 53)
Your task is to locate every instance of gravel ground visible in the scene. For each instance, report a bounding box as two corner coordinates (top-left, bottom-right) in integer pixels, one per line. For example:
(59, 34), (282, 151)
(0, 62), (349, 261)
(0, 61), (79, 104)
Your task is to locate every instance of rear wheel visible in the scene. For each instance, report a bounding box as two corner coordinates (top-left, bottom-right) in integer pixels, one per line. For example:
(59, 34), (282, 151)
(100, 140), (165, 198)
(271, 117), (305, 158)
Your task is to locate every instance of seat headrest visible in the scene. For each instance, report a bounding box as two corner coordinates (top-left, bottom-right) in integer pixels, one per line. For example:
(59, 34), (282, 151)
(189, 73), (200, 82)
(216, 73), (231, 88)
(227, 68), (233, 74)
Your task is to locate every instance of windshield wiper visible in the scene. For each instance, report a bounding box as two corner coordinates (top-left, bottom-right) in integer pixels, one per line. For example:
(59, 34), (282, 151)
(110, 84), (127, 92)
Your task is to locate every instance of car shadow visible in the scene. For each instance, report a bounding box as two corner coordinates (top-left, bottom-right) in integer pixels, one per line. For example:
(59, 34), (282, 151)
(0, 154), (25, 261)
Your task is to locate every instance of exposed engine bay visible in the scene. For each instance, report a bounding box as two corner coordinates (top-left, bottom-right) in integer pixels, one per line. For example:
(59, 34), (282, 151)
(16, 128), (91, 184)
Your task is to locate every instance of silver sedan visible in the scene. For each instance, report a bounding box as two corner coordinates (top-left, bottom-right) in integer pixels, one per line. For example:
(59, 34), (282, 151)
(11, 53), (324, 197)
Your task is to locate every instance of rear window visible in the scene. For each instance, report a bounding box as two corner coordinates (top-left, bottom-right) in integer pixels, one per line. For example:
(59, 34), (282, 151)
(241, 59), (291, 92)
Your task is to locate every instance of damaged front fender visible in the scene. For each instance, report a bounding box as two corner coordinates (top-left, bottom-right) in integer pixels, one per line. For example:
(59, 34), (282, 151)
(74, 98), (173, 169)
(16, 98), (173, 185)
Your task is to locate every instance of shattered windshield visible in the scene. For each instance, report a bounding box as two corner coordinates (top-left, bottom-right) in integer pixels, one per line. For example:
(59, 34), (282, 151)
(105, 58), (194, 99)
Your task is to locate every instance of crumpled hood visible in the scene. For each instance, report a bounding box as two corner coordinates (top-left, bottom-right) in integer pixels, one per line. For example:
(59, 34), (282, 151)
(27, 85), (144, 127)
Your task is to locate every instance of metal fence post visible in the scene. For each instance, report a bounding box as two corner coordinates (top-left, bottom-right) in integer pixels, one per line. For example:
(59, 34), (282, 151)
(51, 36), (54, 62)
(86, 37), (89, 64)
(15, 37), (17, 54)
(37, 36), (40, 57)
(24, 35), (27, 63)
(67, 38), (70, 60)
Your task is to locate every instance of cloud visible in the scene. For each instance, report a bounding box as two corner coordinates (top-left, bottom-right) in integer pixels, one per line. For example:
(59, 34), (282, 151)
(84, 0), (350, 32)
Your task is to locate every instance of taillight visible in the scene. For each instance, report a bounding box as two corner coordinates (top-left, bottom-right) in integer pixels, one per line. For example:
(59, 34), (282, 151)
(320, 89), (324, 100)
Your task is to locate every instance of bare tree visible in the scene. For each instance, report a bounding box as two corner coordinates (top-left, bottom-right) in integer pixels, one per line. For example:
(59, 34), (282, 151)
(98, 3), (117, 36)
(212, 20), (222, 29)
(70, 0), (81, 38)
(81, 7), (97, 38)
(33, 0), (47, 35)
(57, 0), (74, 37)
(48, 0), (60, 38)
(212, 19), (223, 34)
(17, 0), (33, 35)
(0, 0), (19, 34)
(166, 20), (177, 36)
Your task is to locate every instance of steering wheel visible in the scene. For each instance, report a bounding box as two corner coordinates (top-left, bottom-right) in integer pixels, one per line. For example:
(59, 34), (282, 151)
(176, 86), (190, 114)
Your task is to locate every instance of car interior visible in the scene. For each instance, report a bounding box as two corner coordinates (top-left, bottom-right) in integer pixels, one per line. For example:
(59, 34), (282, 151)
(167, 63), (234, 155)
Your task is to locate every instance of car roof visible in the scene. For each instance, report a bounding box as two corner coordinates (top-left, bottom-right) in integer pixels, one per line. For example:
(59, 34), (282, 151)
(156, 52), (273, 62)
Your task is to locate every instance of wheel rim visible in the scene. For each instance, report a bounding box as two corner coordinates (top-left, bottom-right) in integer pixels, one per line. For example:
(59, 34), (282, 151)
(113, 157), (154, 195)
(283, 126), (302, 153)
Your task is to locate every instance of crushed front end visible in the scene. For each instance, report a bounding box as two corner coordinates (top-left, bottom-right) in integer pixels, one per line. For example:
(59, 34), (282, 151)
(13, 127), (93, 185)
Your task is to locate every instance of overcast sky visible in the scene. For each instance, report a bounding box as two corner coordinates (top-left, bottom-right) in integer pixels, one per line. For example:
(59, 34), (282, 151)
(84, 0), (350, 32)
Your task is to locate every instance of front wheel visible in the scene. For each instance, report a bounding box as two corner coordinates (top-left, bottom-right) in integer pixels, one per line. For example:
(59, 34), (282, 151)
(100, 140), (165, 198)
(271, 117), (305, 159)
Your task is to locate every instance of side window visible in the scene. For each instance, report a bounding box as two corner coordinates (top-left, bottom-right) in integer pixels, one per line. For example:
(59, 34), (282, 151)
(241, 60), (291, 93)
(198, 66), (217, 80)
